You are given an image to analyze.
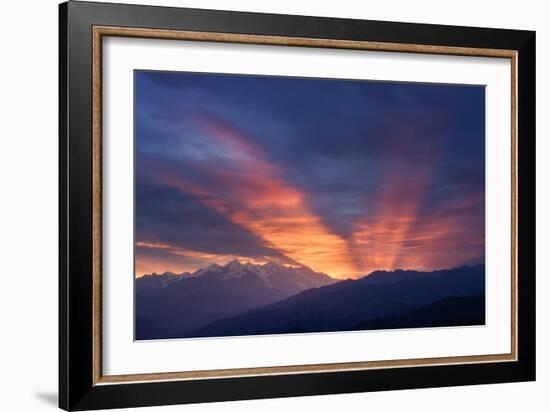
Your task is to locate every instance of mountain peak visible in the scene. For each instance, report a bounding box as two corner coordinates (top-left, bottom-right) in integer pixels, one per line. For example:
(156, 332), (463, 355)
(225, 259), (243, 270)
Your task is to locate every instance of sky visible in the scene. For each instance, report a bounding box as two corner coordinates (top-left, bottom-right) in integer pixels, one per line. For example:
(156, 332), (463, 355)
(135, 70), (485, 279)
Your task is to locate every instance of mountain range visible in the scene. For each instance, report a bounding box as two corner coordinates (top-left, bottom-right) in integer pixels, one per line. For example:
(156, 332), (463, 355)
(136, 260), (335, 340)
(136, 261), (485, 340)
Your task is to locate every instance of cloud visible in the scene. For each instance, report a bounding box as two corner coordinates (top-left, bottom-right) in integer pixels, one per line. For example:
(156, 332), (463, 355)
(135, 71), (486, 278)
(135, 182), (291, 264)
(142, 114), (360, 278)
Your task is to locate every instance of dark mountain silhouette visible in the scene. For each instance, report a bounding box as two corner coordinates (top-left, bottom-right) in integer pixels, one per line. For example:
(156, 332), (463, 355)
(352, 295), (485, 331)
(192, 265), (485, 338)
(135, 260), (335, 340)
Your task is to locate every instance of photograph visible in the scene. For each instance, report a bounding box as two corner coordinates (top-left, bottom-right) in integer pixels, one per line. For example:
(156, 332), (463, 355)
(134, 71), (487, 341)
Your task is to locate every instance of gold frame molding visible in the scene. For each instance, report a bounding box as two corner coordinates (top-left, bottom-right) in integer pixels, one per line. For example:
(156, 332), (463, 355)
(91, 26), (518, 386)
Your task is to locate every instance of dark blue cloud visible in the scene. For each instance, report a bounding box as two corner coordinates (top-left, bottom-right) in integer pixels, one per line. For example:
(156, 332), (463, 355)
(136, 182), (288, 260)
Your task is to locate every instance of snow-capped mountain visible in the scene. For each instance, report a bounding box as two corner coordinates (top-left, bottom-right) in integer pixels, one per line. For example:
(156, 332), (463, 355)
(135, 260), (336, 340)
(138, 260), (335, 292)
(135, 271), (188, 291)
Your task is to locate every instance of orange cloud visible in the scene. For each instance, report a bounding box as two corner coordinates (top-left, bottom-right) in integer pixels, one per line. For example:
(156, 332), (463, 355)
(136, 241), (172, 249)
(351, 178), (484, 275)
(350, 167), (432, 275)
(157, 115), (360, 278)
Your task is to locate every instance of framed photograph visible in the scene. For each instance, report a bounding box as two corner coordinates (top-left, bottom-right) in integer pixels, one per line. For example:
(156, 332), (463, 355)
(59, 1), (535, 410)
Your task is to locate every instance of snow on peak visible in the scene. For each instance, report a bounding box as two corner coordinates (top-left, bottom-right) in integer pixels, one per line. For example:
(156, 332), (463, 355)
(181, 260), (333, 290)
(225, 259), (243, 271)
(192, 263), (222, 277)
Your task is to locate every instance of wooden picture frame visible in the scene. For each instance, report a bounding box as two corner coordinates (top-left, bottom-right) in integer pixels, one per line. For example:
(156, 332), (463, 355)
(59, 1), (535, 410)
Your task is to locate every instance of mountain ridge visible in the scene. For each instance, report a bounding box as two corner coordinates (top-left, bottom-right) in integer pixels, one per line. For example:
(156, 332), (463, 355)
(192, 264), (485, 338)
(136, 259), (336, 340)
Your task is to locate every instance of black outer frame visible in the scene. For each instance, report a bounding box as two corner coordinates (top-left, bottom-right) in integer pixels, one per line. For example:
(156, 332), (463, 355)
(59, 1), (536, 410)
